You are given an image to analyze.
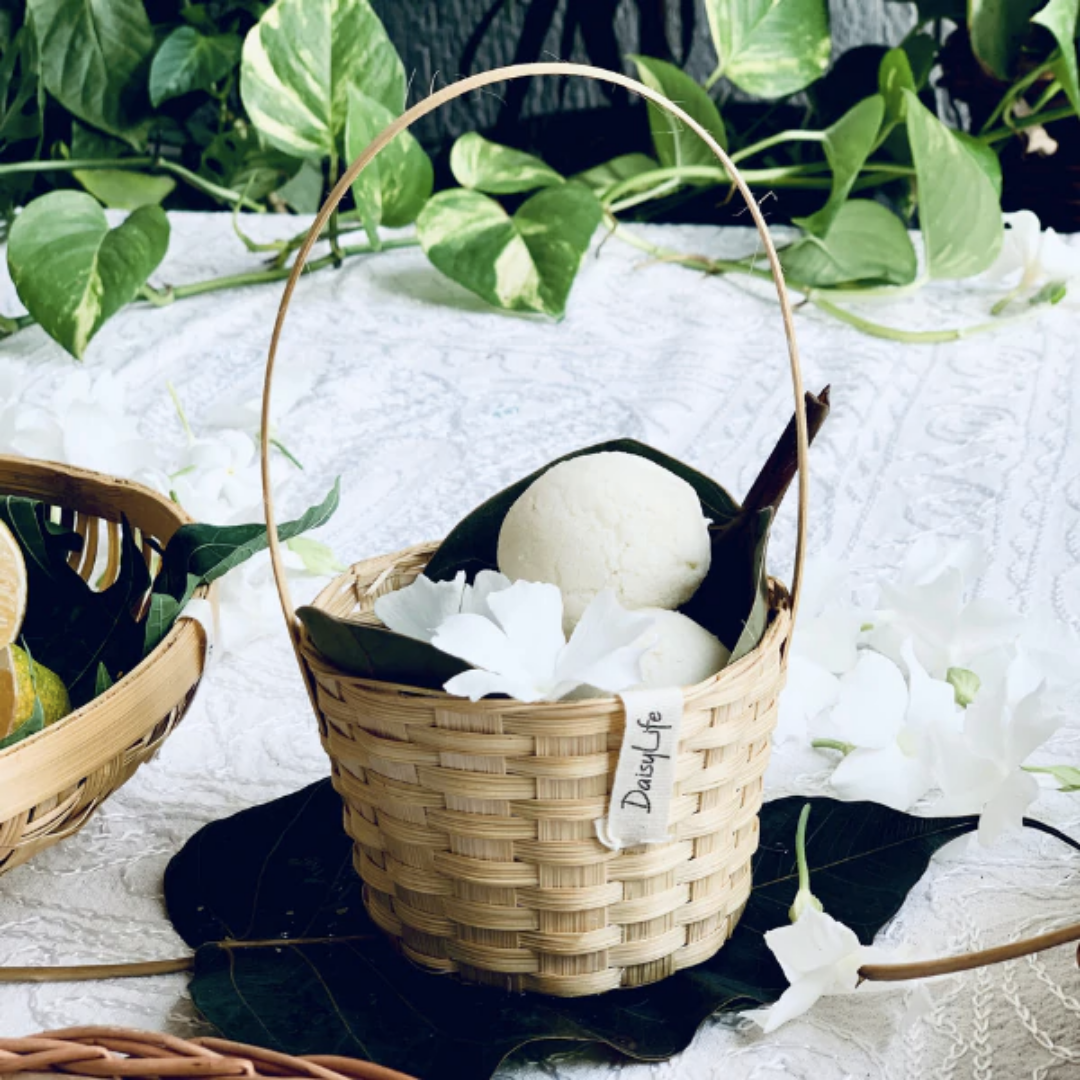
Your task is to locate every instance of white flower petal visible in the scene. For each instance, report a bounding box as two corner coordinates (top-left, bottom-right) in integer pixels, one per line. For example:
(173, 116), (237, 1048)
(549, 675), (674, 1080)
(795, 606), (865, 674)
(978, 769), (1040, 845)
(778, 656), (840, 743)
(555, 589), (656, 694)
(432, 611), (538, 690)
(765, 906), (862, 983)
(374, 572), (467, 642)
(742, 970), (836, 1033)
(486, 581), (566, 685)
(902, 641), (959, 732)
(830, 743), (933, 811)
(460, 570), (513, 619)
(825, 651), (908, 748)
(442, 667), (543, 704)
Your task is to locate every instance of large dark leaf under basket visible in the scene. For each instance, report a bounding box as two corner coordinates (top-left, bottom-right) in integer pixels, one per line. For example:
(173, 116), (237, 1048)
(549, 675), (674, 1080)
(258, 63), (810, 998)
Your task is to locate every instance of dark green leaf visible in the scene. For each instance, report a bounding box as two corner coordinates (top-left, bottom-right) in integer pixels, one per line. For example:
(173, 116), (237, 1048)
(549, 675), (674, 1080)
(165, 782), (996, 1080)
(240, 0), (406, 159)
(794, 95), (885, 237)
(629, 55), (727, 168)
(705, 0), (831, 98)
(902, 32), (938, 91)
(904, 89), (1003, 279)
(276, 159), (324, 213)
(955, 131), (1004, 198)
(0, 25), (42, 160)
(155, 479), (341, 602)
(969, 0), (1045, 80)
(574, 153), (659, 193)
(782, 199), (918, 287)
(0, 497), (150, 707)
(149, 26), (241, 107)
(416, 183), (602, 317)
(201, 126), (302, 203)
(449, 132), (563, 195)
(143, 573), (201, 655)
(424, 439), (740, 584)
(94, 662), (114, 696)
(73, 169), (176, 210)
(1032, 0), (1080, 118)
(0, 687), (45, 751)
(296, 605), (470, 690)
(27, 0), (154, 140)
(7, 191), (169, 358)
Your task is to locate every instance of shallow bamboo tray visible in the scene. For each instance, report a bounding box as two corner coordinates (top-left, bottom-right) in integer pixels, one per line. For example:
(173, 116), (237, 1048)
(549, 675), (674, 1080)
(257, 62), (810, 996)
(0, 457), (213, 874)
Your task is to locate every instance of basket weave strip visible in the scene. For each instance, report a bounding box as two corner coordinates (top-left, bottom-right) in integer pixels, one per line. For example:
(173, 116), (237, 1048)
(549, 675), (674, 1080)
(0, 457), (212, 874)
(0, 1028), (416, 1080)
(297, 544), (790, 995)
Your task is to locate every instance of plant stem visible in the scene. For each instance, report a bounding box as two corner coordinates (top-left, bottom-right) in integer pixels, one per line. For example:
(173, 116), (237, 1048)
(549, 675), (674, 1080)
(729, 129), (826, 164)
(979, 54), (1059, 135)
(980, 105), (1077, 144)
(795, 803), (812, 895)
(327, 148), (344, 266)
(812, 738), (856, 755)
(0, 156), (263, 212)
(1029, 79), (1063, 117)
(860, 920), (1080, 983)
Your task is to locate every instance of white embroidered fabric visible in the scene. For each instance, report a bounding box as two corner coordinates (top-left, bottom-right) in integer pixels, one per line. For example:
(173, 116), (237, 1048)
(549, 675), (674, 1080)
(1, 213), (1079, 1079)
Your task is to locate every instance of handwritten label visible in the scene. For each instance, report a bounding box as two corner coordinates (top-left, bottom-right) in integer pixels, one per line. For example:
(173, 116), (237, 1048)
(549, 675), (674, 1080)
(595, 686), (684, 850)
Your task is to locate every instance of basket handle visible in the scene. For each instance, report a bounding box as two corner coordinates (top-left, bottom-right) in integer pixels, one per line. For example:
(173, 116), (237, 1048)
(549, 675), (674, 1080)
(261, 61), (809, 653)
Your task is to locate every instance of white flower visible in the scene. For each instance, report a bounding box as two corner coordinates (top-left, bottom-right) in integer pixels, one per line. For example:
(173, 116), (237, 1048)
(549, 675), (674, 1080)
(933, 666), (1062, 843)
(983, 210), (1080, 297)
(0, 370), (158, 478)
(374, 570), (512, 642)
(825, 644), (951, 812)
(205, 359), (324, 434)
(776, 556), (866, 742)
(741, 907), (903, 1033)
(169, 431), (265, 524)
(868, 536), (1021, 680)
(434, 583), (657, 703)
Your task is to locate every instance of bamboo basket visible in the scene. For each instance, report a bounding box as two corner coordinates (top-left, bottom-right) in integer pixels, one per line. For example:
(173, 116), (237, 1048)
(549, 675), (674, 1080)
(0, 457), (213, 875)
(259, 63), (809, 997)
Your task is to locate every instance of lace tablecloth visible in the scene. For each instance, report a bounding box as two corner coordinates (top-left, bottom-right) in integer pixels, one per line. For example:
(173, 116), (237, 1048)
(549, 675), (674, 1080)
(1, 213), (1079, 1079)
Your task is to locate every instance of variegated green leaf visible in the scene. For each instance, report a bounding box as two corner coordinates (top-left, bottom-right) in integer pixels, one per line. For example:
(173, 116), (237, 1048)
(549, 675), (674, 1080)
(240, 0), (406, 160)
(416, 183), (602, 317)
(706, 0), (831, 98)
(344, 85), (433, 243)
(904, 89), (1003, 279)
(794, 94), (884, 237)
(449, 133), (564, 194)
(7, 190), (169, 359)
(630, 55), (727, 168)
(27, 0), (154, 141)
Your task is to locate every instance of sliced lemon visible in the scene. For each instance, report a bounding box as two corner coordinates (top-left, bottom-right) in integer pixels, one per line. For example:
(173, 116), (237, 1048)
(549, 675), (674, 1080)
(0, 520), (27, 647)
(0, 643), (71, 744)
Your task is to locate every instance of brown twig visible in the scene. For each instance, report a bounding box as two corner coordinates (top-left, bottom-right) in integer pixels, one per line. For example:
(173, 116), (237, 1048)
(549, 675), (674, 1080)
(741, 385), (831, 516)
(859, 920), (1080, 983)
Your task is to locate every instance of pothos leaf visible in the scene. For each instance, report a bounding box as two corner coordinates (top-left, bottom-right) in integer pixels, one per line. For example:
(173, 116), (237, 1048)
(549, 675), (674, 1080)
(416, 183), (602, 317)
(7, 191), (169, 359)
(240, 0), (406, 160)
(1032, 0), (1080, 119)
(149, 26), (241, 108)
(968, 0), (1045, 81)
(630, 55), (727, 167)
(449, 133), (563, 195)
(165, 782), (992, 1080)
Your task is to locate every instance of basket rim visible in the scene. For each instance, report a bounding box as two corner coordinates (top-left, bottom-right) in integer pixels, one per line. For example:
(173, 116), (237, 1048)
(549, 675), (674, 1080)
(0, 455), (214, 822)
(300, 541), (790, 713)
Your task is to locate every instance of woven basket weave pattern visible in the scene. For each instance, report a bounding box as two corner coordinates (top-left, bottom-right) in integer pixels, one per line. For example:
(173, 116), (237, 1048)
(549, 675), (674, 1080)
(0, 457), (210, 875)
(301, 543), (790, 996)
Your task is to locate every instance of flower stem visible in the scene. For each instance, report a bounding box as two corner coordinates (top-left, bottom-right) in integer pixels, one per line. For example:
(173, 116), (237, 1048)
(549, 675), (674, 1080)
(812, 738), (856, 755)
(795, 803), (812, 895)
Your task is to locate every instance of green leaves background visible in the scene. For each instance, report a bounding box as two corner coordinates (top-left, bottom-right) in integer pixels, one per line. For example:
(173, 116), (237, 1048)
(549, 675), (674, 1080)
(3, 0), (1078, 356)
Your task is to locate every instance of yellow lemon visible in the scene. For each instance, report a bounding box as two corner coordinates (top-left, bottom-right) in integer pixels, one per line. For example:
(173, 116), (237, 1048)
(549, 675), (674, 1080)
(0, 643), (71, 743)
(0, 520), (27, 647)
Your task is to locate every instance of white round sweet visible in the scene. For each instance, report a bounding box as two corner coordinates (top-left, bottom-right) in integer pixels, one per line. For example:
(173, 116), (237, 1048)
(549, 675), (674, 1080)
(636, 608), (730, 688)
(497, 452), (712, 627)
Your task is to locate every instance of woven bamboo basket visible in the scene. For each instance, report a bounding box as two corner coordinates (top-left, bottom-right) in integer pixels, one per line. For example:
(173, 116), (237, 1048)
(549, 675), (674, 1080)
(0, 1027), (417, 1080)
(0, 457), (213, 875)
(259, 63), (809, 997)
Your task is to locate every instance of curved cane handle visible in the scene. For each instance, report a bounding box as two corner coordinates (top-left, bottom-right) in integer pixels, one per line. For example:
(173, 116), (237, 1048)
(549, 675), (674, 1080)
(261, 62), (809, 649)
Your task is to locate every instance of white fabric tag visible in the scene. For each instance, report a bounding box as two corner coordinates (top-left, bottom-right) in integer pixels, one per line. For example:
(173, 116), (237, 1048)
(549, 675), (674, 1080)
(595, 686), (684, 851)
(179, 597), (218, 669)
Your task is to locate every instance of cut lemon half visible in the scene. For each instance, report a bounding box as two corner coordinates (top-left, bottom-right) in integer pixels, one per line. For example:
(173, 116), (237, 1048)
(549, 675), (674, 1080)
(0, 643), (71, 745)
(0, 520), (27, 647)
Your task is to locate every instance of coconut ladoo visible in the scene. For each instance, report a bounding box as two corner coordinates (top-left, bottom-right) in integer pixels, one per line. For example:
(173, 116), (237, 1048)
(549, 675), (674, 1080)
(0, 643), (72, 742)
(0, 520), (27, 647)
